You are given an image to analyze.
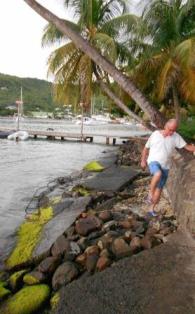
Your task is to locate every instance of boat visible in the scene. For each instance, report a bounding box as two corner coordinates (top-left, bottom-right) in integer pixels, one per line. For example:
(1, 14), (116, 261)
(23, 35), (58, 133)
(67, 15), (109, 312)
(0, 130), (16, 139)
(7, 130), (29, 141)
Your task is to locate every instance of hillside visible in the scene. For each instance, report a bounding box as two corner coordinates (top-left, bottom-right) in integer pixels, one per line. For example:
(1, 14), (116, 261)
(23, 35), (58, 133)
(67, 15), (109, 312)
(0, 73), (57, 115)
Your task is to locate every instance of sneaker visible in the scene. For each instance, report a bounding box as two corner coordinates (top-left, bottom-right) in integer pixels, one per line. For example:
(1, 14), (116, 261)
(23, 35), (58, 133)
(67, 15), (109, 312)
(147, 211), (158, 217)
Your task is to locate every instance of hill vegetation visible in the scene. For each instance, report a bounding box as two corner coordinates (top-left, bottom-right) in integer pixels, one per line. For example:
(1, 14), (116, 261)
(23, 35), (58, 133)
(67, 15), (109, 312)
(0, 73), (57, 115)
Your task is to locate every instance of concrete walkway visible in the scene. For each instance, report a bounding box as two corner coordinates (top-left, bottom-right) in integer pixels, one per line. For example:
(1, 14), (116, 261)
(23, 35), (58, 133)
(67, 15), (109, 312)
(55, 231), (195, 314)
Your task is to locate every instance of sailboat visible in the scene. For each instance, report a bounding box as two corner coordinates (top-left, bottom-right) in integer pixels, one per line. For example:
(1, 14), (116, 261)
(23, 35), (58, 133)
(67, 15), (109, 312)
(8, 87), (29, 141)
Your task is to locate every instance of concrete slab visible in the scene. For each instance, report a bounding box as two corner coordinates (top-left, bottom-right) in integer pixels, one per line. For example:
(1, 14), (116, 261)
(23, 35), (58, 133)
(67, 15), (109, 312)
(33, 197), (91, 258)
(83, 165), (139, 192)
(55, 231), (195, 314)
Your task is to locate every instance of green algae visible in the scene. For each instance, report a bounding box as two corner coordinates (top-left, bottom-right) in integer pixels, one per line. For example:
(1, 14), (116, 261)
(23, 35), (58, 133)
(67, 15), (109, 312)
(23, 273), (40, 285)
(0, 282), (11, 301)
(84, 161), (104, 172)
(72, 185), (90, 196)
(0, 284), (50, 314)
(6, 206), (53, 269)
(50, 292), (60, 310)
(50, 196), (62, 205)
(9, 270), (29, 291)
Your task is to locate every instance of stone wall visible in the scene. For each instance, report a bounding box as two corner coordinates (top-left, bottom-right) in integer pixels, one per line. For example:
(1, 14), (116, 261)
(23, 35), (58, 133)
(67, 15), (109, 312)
(167, 151), (195, 234)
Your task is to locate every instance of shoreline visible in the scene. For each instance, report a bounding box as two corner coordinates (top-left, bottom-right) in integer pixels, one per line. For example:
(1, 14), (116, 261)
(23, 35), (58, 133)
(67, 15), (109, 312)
(0, 139), (176, 314)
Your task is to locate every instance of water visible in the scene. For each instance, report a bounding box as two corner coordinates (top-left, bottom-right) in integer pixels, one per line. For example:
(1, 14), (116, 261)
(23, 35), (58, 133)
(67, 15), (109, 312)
(0, 118), (149, 256)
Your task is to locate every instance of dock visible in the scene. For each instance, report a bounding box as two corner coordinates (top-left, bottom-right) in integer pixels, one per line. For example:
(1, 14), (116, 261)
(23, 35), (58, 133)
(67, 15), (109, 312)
(0, 127), (148, 145)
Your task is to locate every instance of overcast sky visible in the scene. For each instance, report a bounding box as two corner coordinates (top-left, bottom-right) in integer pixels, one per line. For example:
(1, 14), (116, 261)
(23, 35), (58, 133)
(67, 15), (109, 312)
(0, 0), (139, 81)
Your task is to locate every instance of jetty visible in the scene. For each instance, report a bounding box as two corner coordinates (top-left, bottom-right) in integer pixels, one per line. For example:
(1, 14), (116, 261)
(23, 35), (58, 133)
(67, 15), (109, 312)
(0, 127), (148, 145)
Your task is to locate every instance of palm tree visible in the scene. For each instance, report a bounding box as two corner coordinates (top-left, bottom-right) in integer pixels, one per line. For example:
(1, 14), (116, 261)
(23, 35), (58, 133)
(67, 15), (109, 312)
(134, 0), (195, 121)
(42, 0), (141, 115)
(24, 0), (166, 128)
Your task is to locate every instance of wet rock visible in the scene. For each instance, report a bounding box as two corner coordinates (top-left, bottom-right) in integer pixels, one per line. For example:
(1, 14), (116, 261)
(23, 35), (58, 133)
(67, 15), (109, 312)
(51, 235), (70, 257)
(77, 237), (88, 251)
(96, 256), (112, 271)
(87, 230), (105, 241)
(38, 196), (49, 208)
(98, 210), (113, 222)
(86, 254), (99, 273)
(123, 230), (132, 242)
(129, 237), (141, 252)
(53, 198), (74, 216)
(100, 248), (110, 258)
(52, 262), (79, 291)
(23, 271), (46, 285)
(111, 238), (131, 259)
(75, 216), (102, 236)
(38, 256), (60, 274)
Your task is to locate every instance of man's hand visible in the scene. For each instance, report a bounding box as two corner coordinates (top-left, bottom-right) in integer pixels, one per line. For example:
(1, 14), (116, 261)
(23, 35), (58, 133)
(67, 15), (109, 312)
(141, 160), (147, 170)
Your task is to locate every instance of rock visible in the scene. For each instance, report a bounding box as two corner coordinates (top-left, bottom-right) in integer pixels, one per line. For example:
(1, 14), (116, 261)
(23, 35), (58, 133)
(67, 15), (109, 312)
(102, 220), (118, 232)
(75, 216), (102, 236)
(87, 230), (105, 241)
(98, 210), (113, 222)
(75, 254), (86, 267)
(23, 271), (46, 285)
(50, 292), (60, 311)
(0, 284), (50, 314)
(51, 235), (70, 257)
(53, 199), (74, 216)
(140, 236), (152, 250)
(52, 262), (79, 291)
(9, 269), (29, 291)
(85, 245), (99, 256)
(146, 227), (159, 237)
(38, 256), (60, 274)
(77, 237), (88, 251)
(0, 282), (11, 301)
(96, 256), (112, 271)
(111, 238), (131, 259)
(118, 220), (132, 229)
(65, 242), (81, 261)
(86, 254), (99, 273)
(100, 249), (110, 258)
(123, 231), (132, 242)
(129, 237), (141, 252)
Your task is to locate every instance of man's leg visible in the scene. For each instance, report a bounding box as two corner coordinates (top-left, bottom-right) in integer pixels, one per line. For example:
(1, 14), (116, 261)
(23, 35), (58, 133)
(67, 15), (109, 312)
(150, 187), (162, 211)
(149, 171), (162, 201)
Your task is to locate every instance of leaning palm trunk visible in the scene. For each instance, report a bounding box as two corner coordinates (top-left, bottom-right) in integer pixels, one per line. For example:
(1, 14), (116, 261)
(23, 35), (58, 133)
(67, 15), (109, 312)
(24, 0), (165, 128)
(96, 77), (153, 130)
(172, 86), (180, 123)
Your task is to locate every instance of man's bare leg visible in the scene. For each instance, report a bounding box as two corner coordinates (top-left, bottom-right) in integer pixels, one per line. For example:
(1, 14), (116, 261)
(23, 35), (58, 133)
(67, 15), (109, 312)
(150, 187), (162, 211)
(149, 171), (162, 201)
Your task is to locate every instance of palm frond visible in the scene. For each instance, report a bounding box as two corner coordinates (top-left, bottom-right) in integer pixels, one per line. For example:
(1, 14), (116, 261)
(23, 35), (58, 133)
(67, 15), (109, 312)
(92, 32), (117, 62)
(174, 37), (195, 68)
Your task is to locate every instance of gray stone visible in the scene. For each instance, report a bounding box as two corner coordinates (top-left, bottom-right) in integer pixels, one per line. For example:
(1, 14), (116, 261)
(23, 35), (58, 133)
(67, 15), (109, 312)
(38, 256), (60, 274)
(111, 238), (131, 259)
(51, 235), (70, 257)
(52, 261), (79, 291)
(86, 254), (99, 273)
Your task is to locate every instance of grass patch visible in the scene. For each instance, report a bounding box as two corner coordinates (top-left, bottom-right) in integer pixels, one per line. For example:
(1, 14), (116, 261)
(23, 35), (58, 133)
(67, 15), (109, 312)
(6, 207), (53, 269)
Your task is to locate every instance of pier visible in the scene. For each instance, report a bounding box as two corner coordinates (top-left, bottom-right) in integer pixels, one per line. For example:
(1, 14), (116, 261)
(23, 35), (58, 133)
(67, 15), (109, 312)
(0, 127), (146, 145)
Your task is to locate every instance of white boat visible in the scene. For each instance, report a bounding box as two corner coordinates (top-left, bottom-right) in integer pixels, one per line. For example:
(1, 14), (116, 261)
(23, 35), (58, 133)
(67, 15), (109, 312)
(8, 130), (29, 141)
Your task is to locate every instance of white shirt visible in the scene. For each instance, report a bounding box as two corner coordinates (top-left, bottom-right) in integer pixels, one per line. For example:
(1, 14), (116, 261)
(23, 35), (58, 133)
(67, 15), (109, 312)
(145, 130), (186, 169)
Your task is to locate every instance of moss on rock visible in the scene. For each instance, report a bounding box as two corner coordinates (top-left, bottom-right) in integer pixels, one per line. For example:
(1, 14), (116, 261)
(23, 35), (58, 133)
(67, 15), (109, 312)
(0, 281), (11, 301)
(84, 161), (104, 172)
(0, 284), (50, 314)
(72, 185), (90, 196)
(50, 292), (60, 310)
(23, 273), (40, 285)
(6, 207), (53, 269)
(9, 269), (28, 291)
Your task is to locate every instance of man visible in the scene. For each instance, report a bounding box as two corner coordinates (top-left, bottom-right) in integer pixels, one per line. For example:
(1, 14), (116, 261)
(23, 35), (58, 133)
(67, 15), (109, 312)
(141, 119), (195, 216)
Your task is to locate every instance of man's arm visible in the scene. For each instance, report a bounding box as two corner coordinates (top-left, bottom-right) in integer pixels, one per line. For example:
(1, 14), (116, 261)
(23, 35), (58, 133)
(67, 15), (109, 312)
(183, 144), (195, 154)
(141, 147), (149, 169)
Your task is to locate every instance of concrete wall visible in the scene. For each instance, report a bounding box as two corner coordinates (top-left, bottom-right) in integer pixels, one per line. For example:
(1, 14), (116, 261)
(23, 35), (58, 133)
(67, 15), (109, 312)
(167, 152), (195, 234)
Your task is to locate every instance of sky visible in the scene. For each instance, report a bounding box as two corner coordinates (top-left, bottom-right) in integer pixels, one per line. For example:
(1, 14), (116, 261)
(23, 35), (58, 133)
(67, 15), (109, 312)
(0, 0), (74, 81)
(0, 0), (139, 81)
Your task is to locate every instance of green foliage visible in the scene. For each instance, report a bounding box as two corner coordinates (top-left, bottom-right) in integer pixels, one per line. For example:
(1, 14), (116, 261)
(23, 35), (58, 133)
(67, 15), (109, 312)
(0, 73), (57, 115)
(0, 284), (50, 314)
(178, 117), (195, 141)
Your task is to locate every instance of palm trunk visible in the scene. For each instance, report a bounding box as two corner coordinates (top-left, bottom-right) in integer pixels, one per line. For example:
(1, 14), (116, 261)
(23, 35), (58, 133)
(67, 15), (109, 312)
(24, 0), (166, 128)
(172, 86), (180, 123)
(96, 76), (153, 130)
